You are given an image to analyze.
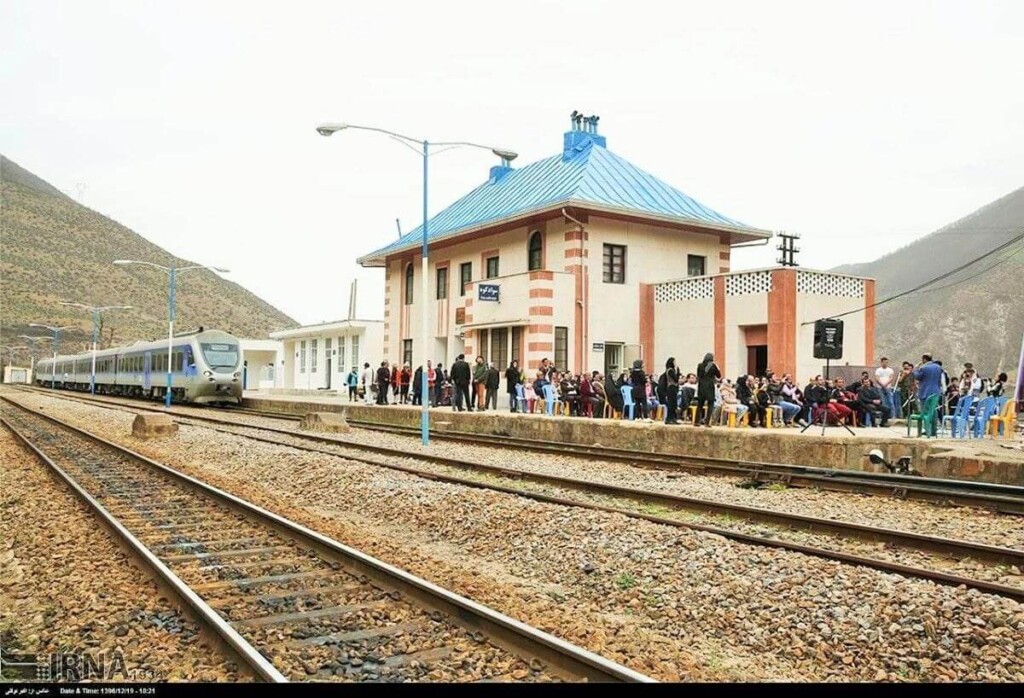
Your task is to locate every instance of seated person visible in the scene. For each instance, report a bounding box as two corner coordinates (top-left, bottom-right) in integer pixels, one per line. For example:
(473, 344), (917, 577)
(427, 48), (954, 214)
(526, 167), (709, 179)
(856, 377), (891, 427)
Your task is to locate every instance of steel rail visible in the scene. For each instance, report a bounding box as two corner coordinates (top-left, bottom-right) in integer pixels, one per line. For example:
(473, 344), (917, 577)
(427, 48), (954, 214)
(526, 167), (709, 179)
(0, 396), (654, 684)
(159, 415), (1024, 602)
(19, 387), (1024, 513)
(1, 415), (288, 683)
(10, 388), (1024, 566)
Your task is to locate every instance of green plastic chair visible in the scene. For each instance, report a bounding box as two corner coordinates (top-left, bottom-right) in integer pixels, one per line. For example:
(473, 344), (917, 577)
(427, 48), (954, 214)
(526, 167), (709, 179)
(907, 393), (940, 437)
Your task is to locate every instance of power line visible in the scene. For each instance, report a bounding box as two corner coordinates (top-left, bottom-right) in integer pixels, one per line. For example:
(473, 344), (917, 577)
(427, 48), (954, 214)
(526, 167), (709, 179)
(802, 226), (1024, 325)
(917, 243), (1024, 295)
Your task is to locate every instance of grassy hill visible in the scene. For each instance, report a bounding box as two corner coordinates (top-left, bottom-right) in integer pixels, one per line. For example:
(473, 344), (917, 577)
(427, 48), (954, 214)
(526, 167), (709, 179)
(834, 186), (1024, 378)
(1, 155), (297, 359)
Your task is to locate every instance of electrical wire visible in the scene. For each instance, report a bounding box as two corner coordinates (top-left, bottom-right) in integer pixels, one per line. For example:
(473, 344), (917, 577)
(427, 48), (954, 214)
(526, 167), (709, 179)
(802, 226), (1024, 325)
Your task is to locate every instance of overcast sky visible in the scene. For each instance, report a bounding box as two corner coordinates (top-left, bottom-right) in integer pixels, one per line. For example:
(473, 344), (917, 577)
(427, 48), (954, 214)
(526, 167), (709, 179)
(2, 1), (1021, 327)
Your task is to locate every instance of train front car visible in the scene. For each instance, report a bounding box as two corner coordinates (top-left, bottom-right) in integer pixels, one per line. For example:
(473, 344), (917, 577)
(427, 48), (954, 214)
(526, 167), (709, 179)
(188, 330), (243, 404)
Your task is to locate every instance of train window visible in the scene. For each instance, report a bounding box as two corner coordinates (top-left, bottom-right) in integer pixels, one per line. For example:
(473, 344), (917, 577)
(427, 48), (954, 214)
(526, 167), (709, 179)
(201, 342), (239, 371)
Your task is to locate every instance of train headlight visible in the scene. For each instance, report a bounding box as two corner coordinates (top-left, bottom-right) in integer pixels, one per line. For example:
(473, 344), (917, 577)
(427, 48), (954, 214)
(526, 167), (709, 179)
(233, 372), (241, 378)
(203, 370), (213, 377)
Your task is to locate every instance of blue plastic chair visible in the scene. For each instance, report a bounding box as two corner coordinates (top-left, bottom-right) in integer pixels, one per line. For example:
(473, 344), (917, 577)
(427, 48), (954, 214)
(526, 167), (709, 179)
(942, 395), (975, 438)
(514, 383), (528, 413)
(969, 397), (997, 438)
(619, 385), (636, 420)
(542, 383), (560, 416)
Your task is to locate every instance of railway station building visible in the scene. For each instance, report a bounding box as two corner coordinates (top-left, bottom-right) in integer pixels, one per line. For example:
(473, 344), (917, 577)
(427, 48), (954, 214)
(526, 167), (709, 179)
(358, 117), (875, 381)
(269, 319), (384, 391)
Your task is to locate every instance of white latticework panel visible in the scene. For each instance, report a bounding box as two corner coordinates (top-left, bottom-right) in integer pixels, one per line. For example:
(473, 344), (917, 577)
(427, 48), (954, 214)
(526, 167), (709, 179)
(655, 277), (714, 303)
(797, 271), (865, 298)
(725, 271), (773, 296)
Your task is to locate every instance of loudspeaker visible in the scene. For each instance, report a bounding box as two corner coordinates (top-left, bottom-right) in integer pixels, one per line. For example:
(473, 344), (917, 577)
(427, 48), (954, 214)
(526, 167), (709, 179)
(813, 318), (844, 360)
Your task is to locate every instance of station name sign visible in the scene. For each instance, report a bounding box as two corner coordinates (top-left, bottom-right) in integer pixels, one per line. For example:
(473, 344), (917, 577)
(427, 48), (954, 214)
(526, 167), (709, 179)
(478, 283), (500, 302)
(592, 342), (604, 352)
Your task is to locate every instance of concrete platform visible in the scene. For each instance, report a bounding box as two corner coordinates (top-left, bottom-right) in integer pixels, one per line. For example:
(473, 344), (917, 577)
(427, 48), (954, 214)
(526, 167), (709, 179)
(241, 392), (1024, 486)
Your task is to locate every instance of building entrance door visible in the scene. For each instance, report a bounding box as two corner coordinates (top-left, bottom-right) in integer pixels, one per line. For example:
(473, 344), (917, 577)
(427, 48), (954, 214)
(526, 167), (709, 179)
(325, 358), (332, 389)
(604, 343), (623, 380)
(747, 346), (767, 377)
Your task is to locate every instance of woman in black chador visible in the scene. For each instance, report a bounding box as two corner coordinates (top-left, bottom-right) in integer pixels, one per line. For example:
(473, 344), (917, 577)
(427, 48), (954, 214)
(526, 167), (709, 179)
(662, 357), (681, 424)
(695, 353), (720, 427)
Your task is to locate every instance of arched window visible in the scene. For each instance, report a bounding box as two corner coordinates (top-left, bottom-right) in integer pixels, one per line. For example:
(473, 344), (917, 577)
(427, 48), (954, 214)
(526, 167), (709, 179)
(528, 231), (543, 271)
(404, 263), (414, 305)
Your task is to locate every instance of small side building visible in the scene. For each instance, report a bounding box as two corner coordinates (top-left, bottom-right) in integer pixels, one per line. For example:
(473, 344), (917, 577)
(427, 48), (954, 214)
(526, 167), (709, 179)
(269, 319), (384, 391)
(239, 339), (284, 391)
(649, 268), (874, 381)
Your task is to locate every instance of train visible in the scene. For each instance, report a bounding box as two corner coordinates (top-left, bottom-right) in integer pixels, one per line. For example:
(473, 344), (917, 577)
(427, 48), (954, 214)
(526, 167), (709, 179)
(34, 327), (243, 405)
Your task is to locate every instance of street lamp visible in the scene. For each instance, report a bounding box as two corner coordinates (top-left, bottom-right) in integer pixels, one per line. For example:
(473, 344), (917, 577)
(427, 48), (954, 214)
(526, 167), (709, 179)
(28, 324), (76, 389)
(316, 122), (517, 447)
(59, 302), (132, 394)
(113, 260), (229, 407)
(1, 346), (28, 382)
(17, 335), (52, 381)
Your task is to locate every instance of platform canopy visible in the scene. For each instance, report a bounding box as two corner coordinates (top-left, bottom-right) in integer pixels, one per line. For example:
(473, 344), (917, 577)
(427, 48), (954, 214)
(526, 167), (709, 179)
(357, 123), (771, 267)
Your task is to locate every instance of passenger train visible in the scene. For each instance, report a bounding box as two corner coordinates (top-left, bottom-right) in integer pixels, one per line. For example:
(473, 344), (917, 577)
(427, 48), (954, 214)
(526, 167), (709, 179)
(35, 328), (243, 405)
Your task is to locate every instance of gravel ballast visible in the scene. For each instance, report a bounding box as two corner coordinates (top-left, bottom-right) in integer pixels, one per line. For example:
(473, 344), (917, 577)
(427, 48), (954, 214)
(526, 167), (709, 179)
(0, 423), (245, 682)
(10, 392), (1024, 682)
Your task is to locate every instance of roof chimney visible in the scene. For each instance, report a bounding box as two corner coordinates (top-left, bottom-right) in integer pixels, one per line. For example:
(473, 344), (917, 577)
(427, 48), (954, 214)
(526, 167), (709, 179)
(489, 155), (514, 184)
(563, 111), (606, 161)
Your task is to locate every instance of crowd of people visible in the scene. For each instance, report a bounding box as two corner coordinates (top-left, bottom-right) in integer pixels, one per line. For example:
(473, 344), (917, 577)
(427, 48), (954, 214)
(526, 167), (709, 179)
(341, 353), (1012, 431)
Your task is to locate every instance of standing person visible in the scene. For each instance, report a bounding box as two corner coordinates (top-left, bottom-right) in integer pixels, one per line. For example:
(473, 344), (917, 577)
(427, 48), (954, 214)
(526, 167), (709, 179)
(472, 356), (488, 411)
(662, 357), (681, 425)
(485, 362), (500, 411)
(432, 361), (444, 407)
(389, 363), (399, 403)
(897, 361), (916, 417)
(361, 362), (374, 406)
(399, 363), (412, 404)
(376, 361), (391, 405)
(695, 353), (720, 427)
(874, 357), (897, 419)
(912, 354), (944, 437)
(346, 366), (359, 402)
(411, 364), (423, 406)
(450, 354), (472, 412)
(426, 360), (436, 406)
(505, 360), (521, 412)
(629, 359), (649, 420)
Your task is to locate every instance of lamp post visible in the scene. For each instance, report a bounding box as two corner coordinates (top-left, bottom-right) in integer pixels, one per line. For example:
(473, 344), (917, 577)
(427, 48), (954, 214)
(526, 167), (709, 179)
(28, 324), (76, 389)
(315, 122), (516, 447)
(58, 302), (132, 394)
(17, 335), (52, 382)
(1, 346), (28, 382)
(113, 260), (229, 407)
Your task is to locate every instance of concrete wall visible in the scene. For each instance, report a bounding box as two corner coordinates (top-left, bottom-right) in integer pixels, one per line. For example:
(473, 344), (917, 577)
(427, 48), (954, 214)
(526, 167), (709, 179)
(243, 396), (1024, 485)
(794, 272), (870, 382)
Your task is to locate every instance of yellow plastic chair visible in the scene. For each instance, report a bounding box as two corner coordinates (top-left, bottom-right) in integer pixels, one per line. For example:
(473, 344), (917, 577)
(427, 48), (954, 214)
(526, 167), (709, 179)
(764, 406), (777, 428)
(603, 402), (620, 419)
(688, 405), (698, 424)
(653, 404), (666, 422)
(988, 400), (1016, 438)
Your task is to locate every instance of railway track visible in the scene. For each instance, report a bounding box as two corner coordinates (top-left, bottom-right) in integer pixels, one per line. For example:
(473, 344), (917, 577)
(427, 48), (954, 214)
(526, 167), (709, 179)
(0, 398), (653, 683)
(17, 386), (1024, 514)
(8, 388), (1024, 602)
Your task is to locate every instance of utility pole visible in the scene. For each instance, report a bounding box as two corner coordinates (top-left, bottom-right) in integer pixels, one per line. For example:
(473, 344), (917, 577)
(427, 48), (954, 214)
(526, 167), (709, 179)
(776, 231), (801, 267)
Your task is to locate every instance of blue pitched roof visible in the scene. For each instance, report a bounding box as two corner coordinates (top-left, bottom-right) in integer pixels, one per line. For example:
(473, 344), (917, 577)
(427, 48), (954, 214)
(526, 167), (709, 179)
(358, 136), (769, 265)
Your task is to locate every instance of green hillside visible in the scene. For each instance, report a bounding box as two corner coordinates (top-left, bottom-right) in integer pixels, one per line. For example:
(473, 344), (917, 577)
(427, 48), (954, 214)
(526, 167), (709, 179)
(1, 155), (297, 360)
(834, 186), (1024, 378)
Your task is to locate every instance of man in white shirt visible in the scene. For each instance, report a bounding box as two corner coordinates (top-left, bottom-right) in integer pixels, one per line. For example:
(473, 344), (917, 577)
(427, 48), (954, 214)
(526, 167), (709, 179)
(361, 362), (375, 405)
(874, 357), (897, 418)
